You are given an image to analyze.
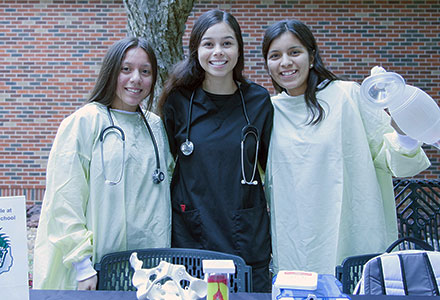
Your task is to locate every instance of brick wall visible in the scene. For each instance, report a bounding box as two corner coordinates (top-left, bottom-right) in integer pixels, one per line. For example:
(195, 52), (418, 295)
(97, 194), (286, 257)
(0, 0), (439, 205)
(0, 0), (127, 204)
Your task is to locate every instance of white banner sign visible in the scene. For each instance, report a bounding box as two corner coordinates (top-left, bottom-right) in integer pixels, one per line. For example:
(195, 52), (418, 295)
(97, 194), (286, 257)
(0, 196), (29, 300)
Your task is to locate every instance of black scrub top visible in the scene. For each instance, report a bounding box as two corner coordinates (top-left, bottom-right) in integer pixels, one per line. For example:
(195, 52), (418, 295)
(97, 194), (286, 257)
(162, 81), (273, 267)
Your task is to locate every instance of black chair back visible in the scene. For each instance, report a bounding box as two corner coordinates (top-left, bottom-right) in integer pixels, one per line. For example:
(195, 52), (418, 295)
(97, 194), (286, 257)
(94, 247), (252, 292)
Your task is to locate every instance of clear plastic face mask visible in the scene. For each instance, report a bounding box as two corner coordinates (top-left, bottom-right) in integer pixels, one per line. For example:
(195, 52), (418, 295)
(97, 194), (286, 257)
(130, 252), (207, 300)
(360, 66), (405, 108)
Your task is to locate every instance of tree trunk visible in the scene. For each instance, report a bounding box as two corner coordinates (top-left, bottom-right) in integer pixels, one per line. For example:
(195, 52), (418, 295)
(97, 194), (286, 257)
(123, 0), (195, 109)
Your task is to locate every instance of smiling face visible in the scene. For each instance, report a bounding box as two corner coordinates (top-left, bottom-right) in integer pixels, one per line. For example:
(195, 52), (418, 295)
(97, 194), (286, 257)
(113, 47), (153, 112)
(197, 22), (239, 85)
(266, 31), (313, 96)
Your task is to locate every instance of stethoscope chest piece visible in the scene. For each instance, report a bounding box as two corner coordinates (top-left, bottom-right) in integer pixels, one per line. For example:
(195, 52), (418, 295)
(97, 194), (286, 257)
(152, 169), (165, 184)
(180, 139), (194, 156)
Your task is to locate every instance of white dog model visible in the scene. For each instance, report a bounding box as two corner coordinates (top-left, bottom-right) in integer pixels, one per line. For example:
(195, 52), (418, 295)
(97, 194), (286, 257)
(129, 252), (207, 300)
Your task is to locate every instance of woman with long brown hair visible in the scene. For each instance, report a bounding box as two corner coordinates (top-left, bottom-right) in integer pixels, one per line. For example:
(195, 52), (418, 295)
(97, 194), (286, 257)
(158, 9), (273, 292)
(34, 37), (172, 290)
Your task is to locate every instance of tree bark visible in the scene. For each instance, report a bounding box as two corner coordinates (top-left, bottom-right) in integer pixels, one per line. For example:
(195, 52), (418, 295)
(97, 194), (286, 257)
(123, 0), (195, 108)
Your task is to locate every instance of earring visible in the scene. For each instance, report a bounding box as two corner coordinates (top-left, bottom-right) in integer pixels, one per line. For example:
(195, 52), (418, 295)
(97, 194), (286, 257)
(310, 64), (314, 69)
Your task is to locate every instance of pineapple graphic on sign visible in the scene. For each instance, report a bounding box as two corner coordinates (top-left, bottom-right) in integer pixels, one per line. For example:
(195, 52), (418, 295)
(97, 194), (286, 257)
(0, 228), (13, 275)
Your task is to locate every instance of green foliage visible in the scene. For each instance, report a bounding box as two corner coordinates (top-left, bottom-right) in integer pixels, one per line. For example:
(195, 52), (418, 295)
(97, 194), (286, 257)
(0, 228), (10, 250)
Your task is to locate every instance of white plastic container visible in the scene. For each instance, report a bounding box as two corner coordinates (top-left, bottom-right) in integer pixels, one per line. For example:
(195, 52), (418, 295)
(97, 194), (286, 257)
(271, 271), (350, 300)
(361, 66), (440, 149)
(202, 260), (235, 300)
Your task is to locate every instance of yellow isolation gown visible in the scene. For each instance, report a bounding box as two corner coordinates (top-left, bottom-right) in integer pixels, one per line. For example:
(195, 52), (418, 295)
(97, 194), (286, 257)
(33, 102), (173, 289)
(265, 80), (431, 275)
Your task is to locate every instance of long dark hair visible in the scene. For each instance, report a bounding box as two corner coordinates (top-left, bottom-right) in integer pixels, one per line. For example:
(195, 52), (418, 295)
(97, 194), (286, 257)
(262, 19), (339, 125)
(157, 9), (247, 115)
(88, 37), (158, 112)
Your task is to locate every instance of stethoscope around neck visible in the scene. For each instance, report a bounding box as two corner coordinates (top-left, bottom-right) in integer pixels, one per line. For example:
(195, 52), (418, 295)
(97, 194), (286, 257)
(180, 84), (260, 185)
(99, 106), (164, 186)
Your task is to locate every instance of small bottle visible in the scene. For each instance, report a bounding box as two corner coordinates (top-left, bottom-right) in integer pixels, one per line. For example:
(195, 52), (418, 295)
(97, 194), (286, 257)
(361, 66), (440, 149)
(202, 260), (235, 300)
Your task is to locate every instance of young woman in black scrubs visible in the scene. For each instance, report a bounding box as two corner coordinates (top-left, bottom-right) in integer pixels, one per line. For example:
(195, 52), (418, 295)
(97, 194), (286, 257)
(158, 9), (273, 292)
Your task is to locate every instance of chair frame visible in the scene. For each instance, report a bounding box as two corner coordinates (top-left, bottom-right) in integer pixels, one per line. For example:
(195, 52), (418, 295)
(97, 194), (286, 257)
(336, 179), (440, 294)
(394, 179), (440, 251)
(335, 253), (381, 294)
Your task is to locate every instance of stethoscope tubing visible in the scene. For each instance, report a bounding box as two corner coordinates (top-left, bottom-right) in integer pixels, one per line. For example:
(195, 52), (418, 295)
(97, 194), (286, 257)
(180, 90), (196, 156)
(101, 106), (164, 185)
(137, 107), (165, 184)
(240, 125), (259, 185)
(100, 123), (126, 186)
(180, 83), (260, 185)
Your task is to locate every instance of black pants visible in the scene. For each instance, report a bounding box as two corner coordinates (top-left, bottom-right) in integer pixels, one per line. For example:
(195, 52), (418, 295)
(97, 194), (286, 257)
(251, 262), (272, 292)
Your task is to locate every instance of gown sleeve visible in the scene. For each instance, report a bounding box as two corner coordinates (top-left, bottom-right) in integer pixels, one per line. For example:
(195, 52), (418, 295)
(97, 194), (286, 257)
(44, 112), (94, 268)
(350, 82), (431, 177)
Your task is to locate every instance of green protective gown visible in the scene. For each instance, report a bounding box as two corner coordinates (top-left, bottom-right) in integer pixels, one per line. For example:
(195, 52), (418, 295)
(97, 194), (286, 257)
(33, 102), (173, 289)
(265, 80), (431, 275)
